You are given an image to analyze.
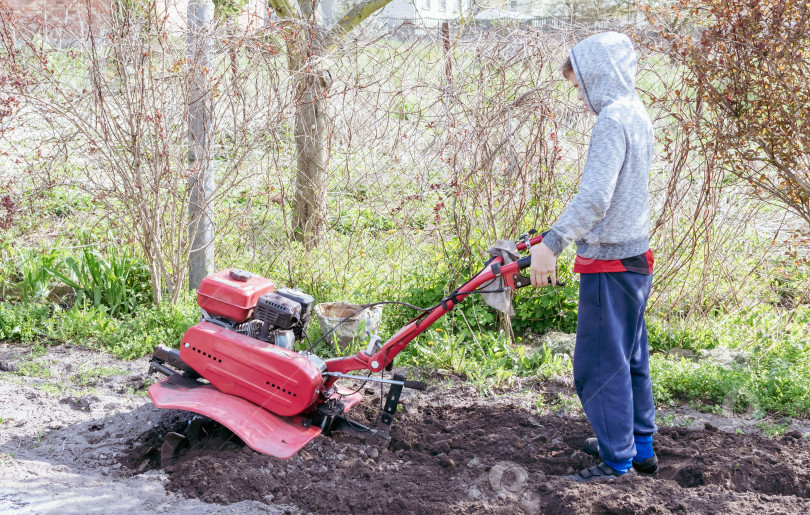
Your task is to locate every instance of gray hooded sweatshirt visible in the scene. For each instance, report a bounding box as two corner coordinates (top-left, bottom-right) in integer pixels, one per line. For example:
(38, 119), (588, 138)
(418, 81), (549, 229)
(542, 32), (653, 261)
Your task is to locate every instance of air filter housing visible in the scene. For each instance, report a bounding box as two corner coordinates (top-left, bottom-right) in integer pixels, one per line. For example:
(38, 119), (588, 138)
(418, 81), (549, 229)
(276, 288), (315, 339)
(255, 293), (301, 331)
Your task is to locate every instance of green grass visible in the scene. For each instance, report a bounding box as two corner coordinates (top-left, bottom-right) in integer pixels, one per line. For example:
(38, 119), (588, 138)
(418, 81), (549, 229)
(2, 235), (809, 419)
(0, 303), (50, 343)
(0, 297), (198, 360)
(1, 263), (809, 418)
(756, 421), (789, 437)
(393, 329), (571, 385)
(14, 359), (55, 379)
(71, 365), (128, 386)
(551, 392), (585, 415)
(0, 373), (64, 395)
(649, 342), (810, 418)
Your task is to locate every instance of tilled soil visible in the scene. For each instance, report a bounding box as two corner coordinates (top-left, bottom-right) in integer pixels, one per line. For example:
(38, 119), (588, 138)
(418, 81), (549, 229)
(148, 387), (810, 514)
(3, 342), (810, 514)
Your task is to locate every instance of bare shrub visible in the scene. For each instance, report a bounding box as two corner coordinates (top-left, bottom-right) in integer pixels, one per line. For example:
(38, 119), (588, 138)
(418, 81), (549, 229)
(3, 3), (805, 323)
(643, 0), (810, 226)
(0, 1), (287, 304)
(635, 0), (810, 315)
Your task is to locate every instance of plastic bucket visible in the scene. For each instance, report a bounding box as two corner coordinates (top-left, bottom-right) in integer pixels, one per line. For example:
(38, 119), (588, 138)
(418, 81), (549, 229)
(314, 302), (383, 348)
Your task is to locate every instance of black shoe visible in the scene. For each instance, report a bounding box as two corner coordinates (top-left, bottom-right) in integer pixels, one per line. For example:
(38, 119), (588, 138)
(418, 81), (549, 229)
(582, 438), (659, 475)
(632, 455), (659, 476)
(583, 437), (599, 456)
(564, 462), (637, 483)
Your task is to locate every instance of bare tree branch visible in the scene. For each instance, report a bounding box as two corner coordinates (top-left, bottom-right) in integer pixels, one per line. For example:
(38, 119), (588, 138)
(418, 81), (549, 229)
(266, 0), (297, 20)
(324, 0), (394, 48)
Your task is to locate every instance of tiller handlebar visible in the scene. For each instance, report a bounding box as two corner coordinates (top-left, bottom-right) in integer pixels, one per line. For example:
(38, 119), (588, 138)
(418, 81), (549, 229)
(321, 230), (553, 383)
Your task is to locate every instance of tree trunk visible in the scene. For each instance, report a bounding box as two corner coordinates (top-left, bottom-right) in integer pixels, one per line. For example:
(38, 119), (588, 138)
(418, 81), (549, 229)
(289, 46), (330, 249)
(271, 0), (392, 248)
(188, 0), (216, 289)
(149, 255), (163, 306)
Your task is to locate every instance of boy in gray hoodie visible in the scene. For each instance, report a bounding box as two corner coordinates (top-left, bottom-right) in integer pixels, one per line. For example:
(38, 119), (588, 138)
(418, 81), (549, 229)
(529, 32), (658, 482)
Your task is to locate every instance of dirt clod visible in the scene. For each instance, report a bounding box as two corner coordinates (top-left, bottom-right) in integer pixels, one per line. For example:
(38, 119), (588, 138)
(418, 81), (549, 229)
(431, 438), (451, 454)
(437, 453), (455, 468)
(59, 395), (97, 411)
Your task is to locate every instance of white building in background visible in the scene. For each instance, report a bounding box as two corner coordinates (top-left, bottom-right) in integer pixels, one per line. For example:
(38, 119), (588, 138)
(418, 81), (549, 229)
(378, 0), (470, 21)
(378, 0), (549, 21)
(319, 0), (551, 27)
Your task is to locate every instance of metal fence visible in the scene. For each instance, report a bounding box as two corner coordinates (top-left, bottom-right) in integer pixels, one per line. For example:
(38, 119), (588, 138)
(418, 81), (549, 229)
(377, 15), (640, 39)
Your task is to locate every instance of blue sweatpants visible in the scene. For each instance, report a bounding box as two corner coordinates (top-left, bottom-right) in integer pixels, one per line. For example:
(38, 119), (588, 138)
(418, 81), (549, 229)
(574, 272), (657, 463)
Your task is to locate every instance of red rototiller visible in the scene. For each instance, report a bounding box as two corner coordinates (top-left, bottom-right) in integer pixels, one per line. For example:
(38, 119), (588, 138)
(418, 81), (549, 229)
(148, 231), (549, 459)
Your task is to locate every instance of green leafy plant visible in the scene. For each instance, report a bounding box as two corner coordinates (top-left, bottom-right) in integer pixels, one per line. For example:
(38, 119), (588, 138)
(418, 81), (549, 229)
(0, 303), (49, 342)
(756, 421), (789, 437)
(15, 358), (54, 379)
(104, 296), (200, 359)
(213, 0), (249, 20)
(71, 365), (128, 386)
(46, 244), (151, 317)
(388, 252), (579, 342)
(397, 327), (569, 386)
(14, 247), (63, 303)
(512, 280), (578, 335)
(647, 317), (719, 353)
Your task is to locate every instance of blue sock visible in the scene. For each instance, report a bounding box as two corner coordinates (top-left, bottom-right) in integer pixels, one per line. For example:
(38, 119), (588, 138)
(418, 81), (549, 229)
(634, 434), (654, 461)
(604, 457), (633, 474)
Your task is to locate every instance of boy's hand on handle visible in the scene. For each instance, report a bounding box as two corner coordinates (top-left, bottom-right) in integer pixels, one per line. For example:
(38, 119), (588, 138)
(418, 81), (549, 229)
(529, 243), (557, 287)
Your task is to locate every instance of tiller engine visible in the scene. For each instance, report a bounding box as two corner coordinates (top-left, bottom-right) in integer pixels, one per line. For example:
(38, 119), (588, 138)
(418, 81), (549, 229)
(148, 231), (550, 459)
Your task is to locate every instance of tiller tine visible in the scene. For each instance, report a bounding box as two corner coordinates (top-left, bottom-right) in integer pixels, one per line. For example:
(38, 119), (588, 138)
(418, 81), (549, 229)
(185, 416), (207, 446)
(160, 432), (188, 466)
(308, 373), (417, 449)
(148, 374), (362, 459)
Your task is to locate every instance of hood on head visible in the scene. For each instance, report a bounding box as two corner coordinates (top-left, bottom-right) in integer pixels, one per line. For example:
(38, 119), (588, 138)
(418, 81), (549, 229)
(569, 32), (638, 115)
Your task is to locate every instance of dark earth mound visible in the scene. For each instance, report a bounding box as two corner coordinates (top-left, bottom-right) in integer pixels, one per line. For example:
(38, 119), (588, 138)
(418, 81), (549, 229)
(123, 387), (810, 514)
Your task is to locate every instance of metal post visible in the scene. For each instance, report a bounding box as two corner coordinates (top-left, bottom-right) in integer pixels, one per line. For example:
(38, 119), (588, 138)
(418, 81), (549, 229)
(441, 21), (451, 85)
(188, 0), (215, 291)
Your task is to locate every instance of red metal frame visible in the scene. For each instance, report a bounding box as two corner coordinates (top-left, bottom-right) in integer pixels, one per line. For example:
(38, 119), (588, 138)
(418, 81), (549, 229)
(323, 233), (544, 384)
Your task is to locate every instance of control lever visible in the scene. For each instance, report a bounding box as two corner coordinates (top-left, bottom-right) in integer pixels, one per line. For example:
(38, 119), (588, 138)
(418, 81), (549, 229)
(518, 228), (538, 249)
(515, 255), (565, 288)
(491, 255), (566, 290)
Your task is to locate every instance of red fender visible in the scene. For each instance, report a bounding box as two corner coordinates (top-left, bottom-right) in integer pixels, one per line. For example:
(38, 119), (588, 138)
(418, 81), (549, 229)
(148, 374), (361, 459)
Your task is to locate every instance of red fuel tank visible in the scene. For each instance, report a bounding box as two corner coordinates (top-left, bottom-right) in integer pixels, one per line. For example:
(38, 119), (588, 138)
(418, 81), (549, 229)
(180, 322), (324, 417)
(197, 269), (275, 323)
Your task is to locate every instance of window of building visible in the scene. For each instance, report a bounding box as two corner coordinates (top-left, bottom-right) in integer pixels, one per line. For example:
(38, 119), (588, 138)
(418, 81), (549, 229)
(424, 0), (431, 9)
(509, 0), (517, 10)
(455, 0), (461, 10)
(440, 0), (446, 10)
